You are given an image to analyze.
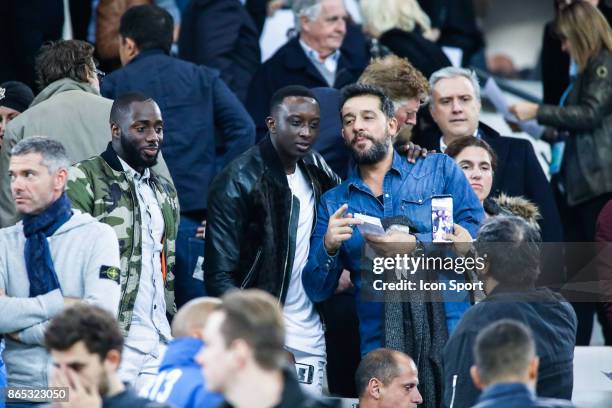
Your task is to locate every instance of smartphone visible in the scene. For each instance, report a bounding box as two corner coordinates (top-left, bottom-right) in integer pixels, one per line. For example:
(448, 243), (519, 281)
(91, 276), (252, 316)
(432, 195), (454, 243)
(295, 363), (314, 384)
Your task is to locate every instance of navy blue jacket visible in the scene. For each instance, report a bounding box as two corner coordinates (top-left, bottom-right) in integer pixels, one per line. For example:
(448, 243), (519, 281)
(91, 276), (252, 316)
(310, 87), (351, 180)
(140, 337), (223, 408)
(471, 383), (576, 408)
(178, 0), (261, 103)
(101, 49), (255, 212)
(246, 33), (368, 140)
(442, 286), (577, 408)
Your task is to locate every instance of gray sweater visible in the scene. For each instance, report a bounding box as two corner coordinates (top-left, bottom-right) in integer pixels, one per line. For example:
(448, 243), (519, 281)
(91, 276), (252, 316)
(0, 211), (121, 389)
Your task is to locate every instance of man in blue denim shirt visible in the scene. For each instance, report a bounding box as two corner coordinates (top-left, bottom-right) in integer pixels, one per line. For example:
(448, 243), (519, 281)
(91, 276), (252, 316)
(302, 84), (483, 407)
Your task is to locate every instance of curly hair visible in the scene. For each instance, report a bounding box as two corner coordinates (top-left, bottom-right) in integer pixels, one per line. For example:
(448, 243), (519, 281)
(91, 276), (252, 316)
(359, 55), (429, 103)
(35, 40), (95, 91)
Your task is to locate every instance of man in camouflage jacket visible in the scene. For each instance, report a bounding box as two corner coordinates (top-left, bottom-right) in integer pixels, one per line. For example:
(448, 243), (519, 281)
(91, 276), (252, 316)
(66, 93), (179, 388)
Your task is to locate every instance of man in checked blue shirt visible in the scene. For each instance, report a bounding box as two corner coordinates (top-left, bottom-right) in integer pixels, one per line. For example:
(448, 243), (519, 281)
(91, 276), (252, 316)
(302, 83), (484, 407)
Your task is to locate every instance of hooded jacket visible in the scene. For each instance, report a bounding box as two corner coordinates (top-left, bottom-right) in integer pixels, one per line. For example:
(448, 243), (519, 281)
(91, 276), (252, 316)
(140, 337), (223, 408)
(0, 78), (172, 228)
(0, 211), (121, 390)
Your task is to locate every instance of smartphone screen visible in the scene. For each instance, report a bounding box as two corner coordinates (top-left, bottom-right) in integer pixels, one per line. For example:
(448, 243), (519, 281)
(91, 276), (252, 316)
(432, 196), (454, 242)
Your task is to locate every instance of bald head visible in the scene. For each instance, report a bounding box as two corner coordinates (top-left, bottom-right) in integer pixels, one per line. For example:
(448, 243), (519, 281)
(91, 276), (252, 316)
(171, 297), (221, 338)
(356, 348), (422, 408)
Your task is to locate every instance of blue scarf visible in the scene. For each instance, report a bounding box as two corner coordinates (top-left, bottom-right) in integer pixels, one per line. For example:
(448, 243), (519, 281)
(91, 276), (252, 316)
(22, 193), (73, 297)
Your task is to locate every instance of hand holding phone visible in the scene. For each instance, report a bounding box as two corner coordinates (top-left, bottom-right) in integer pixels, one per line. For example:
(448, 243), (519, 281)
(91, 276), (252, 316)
(432, 195), (454, 243)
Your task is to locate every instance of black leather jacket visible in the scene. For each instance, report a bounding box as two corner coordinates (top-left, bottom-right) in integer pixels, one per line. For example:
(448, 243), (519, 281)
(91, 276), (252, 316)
(538, 49), (612, 206)
(204, 137), (341, 302)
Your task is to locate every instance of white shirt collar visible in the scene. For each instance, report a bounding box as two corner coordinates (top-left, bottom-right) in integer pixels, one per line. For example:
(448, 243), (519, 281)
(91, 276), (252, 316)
(118, 156), (151, 182)
(440, 128), (481, 153)
(299, 39), (341, 72)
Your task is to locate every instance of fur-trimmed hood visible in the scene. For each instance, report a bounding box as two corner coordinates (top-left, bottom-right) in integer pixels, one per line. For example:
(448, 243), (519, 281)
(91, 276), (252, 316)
(484, 193), (541, 228)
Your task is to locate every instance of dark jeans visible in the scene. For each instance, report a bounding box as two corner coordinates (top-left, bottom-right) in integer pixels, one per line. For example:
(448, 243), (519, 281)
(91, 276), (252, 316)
(174, 215), (206, 308)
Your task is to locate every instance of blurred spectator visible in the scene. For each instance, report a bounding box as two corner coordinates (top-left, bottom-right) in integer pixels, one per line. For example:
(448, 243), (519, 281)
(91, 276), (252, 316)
(46, 304), (171, 408)
(0, 0), (64, 90)
(470, 320), (576, 408)
(179, 0), (261, 103)
(197, 289), (339, 408)
(417, 0), (487, 70)
(511, 2), (612, 344)
(101, 5), (255, 308)
(358, 55), (430, 145)
(0, 82), (34, 152)
(420, 67), (563, 248)
(66, 94), (179, 390)
(0, 40), (171, 228)
(205, 86), (340, 395)
(361, 0), (451, 79)
(303, 83), (483, 408)
(139, 297), (223, 407)
(96, 0), (181, 71)
(443, 216), (577, 408)
(542, 0), (612, 106)
(595, 200), (612, 344)
(0, 137), (121, 403)
(310, 87), (352, 179)
(246, 0), (368, 139)
(356, 348), (423, 408)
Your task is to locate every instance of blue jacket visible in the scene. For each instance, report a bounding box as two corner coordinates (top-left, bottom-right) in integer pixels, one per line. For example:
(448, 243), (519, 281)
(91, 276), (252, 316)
(140, 337), (223, 408)
(471, 383), (576, 408)
(101, 49), (255, 212)
(303, 152), (484, 354)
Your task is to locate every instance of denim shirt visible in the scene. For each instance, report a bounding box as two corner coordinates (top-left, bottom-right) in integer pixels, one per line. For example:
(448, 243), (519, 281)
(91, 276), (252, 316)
(302, 152), (484, 354)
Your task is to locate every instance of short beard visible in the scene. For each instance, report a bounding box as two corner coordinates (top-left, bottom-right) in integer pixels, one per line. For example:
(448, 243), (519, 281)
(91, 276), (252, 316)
(119, 131), (158, 170)
(347, 132), (392, 165)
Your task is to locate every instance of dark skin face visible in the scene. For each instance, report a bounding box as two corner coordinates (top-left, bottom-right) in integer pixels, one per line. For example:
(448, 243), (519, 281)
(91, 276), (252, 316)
(111, 100), (163, 174)
(266, 96), (321, 174)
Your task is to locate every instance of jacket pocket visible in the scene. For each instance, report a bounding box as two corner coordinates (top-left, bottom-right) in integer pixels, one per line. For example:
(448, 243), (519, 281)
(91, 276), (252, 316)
(241, 248), (262, 289)
(400, 196), (434, 234)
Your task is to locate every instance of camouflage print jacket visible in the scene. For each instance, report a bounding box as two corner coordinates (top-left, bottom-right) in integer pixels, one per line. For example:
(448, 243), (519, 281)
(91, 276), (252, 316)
(66, 143), (179, 336)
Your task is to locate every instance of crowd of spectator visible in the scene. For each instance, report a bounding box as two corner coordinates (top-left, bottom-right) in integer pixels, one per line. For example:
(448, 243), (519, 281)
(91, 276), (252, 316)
(1, 0), (612, 407)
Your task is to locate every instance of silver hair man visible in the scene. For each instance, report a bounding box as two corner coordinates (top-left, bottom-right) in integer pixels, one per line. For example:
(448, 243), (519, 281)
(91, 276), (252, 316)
(428, 66), (481, 104)
(11, 136), (70, 174)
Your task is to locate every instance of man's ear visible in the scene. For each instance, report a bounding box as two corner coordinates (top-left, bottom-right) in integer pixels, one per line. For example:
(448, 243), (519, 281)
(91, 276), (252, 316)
(470, 365), (485, 390)
(265, 116), (276, 133)
(300, 16), (311, 34)
(104, 349), (122, 371)
(111, 123), (121, 139)
(368, 377), (383, 400)
(387, 116), (399, 137)
(528, 356), (539, 382)
(55, 168), (68, 192)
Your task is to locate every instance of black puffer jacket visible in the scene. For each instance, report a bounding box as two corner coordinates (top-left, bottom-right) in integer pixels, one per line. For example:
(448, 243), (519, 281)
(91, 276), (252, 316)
(204, 136), (341, 302)
(538, 49), (612, 206)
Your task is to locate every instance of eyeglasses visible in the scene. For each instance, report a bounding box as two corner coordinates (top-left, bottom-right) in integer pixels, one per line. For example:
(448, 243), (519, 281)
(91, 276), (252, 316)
(95, 68), (106, 81)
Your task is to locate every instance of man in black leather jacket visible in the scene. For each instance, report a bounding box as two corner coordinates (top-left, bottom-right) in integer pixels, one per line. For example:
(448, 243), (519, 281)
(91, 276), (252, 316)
(205, 85), (341, 395)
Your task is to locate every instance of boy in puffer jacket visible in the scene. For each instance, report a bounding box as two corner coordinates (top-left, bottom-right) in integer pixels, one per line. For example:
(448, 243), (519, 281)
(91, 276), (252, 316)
(139, 298), (223, 408)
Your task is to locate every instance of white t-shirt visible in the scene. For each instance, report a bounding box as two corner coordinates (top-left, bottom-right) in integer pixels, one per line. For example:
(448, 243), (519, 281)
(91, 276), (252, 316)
(283, 166), (326, 356)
